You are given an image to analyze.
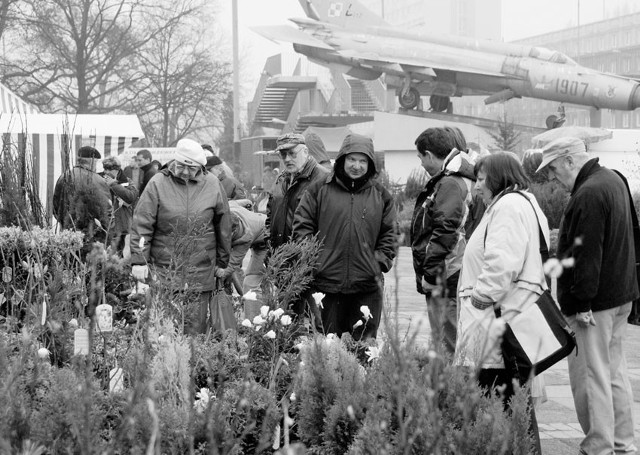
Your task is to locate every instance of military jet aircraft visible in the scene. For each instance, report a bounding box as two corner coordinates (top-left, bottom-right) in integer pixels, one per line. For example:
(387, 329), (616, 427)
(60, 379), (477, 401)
(252, 0), (640, 116)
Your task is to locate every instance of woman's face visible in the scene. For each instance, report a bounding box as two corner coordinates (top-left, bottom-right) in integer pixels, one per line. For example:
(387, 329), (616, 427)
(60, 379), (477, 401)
(171, 161), (200, 181)
(475, 169), (493, 205)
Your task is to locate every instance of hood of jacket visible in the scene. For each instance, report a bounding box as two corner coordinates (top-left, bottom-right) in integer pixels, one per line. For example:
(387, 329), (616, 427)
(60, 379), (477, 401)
(304, 132), (331, 165)
(441, 148), (476, 181)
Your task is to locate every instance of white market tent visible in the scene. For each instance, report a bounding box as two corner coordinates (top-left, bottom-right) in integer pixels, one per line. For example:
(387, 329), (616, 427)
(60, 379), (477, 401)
(0, 113), (144, 220)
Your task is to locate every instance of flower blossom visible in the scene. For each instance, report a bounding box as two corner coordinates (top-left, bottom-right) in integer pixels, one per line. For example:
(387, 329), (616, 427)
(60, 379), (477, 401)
(365, 346), (380, 362)
(241, 319), (253, 328)
(312, 292), (325, 309)
(243, 290), (258, 301)
(272, 308), (285, 318)
(260, 305), (270, 318)
(353, 320), (363, 329)
(68, 318), (78, 328)
(264, 330), (276, 339)
(194, 388), (212, 414)
(360, 305), (372, 320)
(543, 258), (564, 279)
(37, 347), (50, 359)
(280, 315), (292, 326)
(253, 315), (265, 325)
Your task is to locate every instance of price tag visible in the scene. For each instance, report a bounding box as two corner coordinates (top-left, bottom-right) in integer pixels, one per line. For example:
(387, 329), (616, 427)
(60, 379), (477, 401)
(73, 328), (89, 355)
(109, 367), (124, 393)
(95, 303), (113, 333)
(2, 266), (11, 283)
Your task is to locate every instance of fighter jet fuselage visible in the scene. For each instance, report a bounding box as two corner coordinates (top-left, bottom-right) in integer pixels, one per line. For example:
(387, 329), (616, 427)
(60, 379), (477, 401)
(252, 0), (640, 113)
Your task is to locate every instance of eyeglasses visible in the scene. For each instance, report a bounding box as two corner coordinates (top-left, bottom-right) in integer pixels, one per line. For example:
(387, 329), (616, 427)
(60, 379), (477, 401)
(279, 149), (299, 159)
(174, 163), (200, 172)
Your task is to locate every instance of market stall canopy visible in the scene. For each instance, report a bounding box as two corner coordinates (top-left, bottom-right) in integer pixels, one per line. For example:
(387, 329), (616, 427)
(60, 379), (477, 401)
(0, 113), (145, 221)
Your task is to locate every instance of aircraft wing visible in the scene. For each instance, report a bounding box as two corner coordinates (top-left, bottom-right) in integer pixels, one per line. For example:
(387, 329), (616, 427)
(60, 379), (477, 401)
(338, 49), (506, 79)
(250, 25), (334, 50)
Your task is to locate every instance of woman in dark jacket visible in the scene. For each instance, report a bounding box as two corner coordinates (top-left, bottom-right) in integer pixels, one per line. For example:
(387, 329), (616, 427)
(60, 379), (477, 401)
(293, 133), (396, 339)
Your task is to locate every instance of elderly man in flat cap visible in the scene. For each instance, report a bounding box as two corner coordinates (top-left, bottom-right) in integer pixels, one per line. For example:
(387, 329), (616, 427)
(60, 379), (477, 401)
(266, 132), (329, 323)
(537, 136), (638, 455)
(53, 145), (112, 258)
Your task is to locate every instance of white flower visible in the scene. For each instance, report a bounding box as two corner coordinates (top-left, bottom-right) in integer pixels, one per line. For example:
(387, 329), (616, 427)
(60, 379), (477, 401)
(280, 315), (292, 326)
(241, 319), (253, 328)
(326, 333), (338, 342)
(365, 346), (380, 362)
(260, 305), (270, 318)
(561, 257), (575, 268)
(138, 237), (145, 249)
(68, 318), (78, 328)
(312, 292), (325, 309)
(347, 405), (355, 419)
(427, 350), (437, 360)
(264, 330), (276, 339)
(194, 388), (212, 414)
(284, 416), (294, 426)
(360, 305), (372, 320)
(94, 218), (103, 230)
(491, 318), (507, 338)
(353, 320), (363, 329)
(543, 258), (564, 279)
(37, 347), (50, 359)
(243, 290), (257, 301)
(252, 315), (265, 325)
(290, 392), (296, 402)
(273, 308), (285, 318)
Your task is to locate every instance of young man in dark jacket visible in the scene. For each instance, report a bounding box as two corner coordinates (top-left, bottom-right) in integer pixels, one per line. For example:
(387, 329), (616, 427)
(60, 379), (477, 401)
(134, 149), (158, 195)
(410, 127), (477, 356)
(538, 136), (639, 455)
(293, 133), (396, 340)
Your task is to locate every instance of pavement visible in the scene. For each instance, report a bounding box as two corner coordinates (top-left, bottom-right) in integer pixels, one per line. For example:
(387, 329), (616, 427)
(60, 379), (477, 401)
(387, 246), (640, 455)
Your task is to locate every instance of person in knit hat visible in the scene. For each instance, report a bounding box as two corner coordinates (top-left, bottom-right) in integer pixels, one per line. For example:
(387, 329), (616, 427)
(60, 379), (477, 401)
(130, 137), (231, 334)
(52, 145), (111, 259)
(204, 152), (248, 201)
(293, 133), (396, 340)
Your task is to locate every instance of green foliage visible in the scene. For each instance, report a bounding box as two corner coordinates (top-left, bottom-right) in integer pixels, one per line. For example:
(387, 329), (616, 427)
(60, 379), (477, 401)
(489, 113), (522, 153)
(529, 181), (569, 230)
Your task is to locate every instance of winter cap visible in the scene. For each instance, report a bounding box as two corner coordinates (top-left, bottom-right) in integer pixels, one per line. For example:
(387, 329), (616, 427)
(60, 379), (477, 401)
(536, 136), (587, 173)
(206, 155), (223, 168)
(275, 132), (305, 151)
(77, 146), (101, 159)
(338, 133), (374, 157)
(174, 138), (206, 167)
(201, 144), (216, 154)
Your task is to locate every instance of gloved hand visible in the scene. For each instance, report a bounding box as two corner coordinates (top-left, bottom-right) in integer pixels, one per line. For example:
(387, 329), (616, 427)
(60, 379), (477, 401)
(576, 310), (596, 327)
(131, 264), (149, 281)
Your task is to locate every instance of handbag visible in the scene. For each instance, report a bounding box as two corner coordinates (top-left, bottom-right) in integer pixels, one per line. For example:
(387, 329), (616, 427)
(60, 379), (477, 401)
(494, 191), (576, 379)
(613, 170), (640, 325)
(209, 278), (237, 333)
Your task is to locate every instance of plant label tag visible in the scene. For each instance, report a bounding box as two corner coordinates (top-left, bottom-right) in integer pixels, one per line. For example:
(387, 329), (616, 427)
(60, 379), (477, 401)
(95, 303), (113, 333)
(74, 328), (89, 355)
(2, 266), (11, 283)
(109, 367), (124, 393)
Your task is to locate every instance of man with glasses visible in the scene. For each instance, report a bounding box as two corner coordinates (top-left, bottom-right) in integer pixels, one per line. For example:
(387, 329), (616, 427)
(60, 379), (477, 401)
(266, 133), (329, 324)
(266, 133), (329, 251)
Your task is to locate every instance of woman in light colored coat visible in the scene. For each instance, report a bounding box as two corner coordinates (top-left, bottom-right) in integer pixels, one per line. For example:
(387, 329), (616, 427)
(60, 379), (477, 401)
(455, 152), (548, 454)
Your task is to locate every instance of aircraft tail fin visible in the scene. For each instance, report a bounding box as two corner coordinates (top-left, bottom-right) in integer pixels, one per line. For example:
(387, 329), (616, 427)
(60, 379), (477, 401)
(298, 0), (390, 27)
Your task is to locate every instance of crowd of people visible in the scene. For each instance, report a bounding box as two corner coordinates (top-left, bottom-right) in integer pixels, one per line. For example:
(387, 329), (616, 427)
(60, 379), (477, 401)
(52, 126), (638, 455)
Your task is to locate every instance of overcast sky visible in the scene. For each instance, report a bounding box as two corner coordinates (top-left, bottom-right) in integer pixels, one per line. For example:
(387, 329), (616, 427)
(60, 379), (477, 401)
(220, 0), (636, 119)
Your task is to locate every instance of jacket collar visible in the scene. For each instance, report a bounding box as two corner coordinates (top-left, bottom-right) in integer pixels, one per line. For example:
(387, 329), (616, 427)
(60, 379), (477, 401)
(280, 157), (318, 184)
(571, 158), (600, 195)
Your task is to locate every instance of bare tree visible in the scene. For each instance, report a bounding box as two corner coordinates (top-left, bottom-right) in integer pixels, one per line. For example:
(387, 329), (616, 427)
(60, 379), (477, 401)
(1, 0), (200, 113)
(132, 6), (230, 146)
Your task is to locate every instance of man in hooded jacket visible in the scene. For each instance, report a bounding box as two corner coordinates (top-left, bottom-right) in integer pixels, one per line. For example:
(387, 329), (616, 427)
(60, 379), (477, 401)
(411, 127), (478, 356)
(293, 133), (396, 340)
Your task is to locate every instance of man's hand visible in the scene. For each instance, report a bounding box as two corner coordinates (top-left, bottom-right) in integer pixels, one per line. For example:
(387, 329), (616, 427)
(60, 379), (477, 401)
(132, 264), (149, 281)
(215, 267), (231, 278)
(576, 310), (596, 327)
(421, 277), (440, 297)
